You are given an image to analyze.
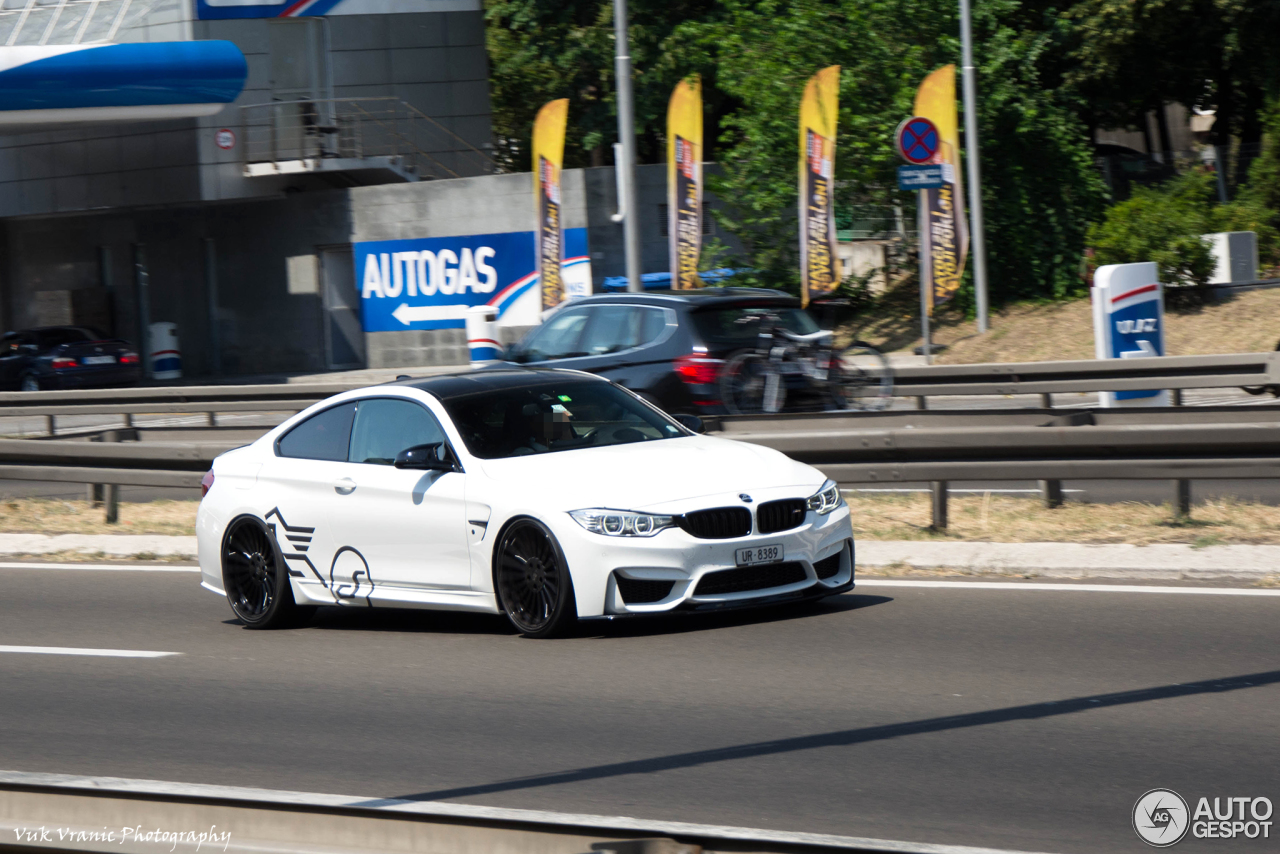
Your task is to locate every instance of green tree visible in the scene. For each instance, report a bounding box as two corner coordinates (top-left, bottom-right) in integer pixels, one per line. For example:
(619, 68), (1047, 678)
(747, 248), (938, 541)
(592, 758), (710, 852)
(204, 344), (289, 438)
(1087, 171), (1218, 285)
(674, 0), (1106, 302)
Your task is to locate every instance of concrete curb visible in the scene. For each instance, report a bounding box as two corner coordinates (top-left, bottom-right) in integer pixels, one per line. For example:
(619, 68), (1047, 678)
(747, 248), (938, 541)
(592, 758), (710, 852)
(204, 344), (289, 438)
(0, 534), (1276, 581)
(0, 533), (197, 558)
(856, 540), (1280, 581)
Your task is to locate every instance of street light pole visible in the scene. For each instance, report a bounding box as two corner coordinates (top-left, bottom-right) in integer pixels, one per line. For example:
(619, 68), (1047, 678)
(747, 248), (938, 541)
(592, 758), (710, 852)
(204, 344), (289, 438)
(959, 0), (989, 332)
(613, 0), (643, 293)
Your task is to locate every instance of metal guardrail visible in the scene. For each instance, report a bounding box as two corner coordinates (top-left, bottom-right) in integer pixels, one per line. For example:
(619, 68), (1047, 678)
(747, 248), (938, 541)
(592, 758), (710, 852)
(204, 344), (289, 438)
(892, 352), (1280, 403)
(0, 382), (358, 435)
(0, 770), (1042, 854)
(710, 406), (1280, 527)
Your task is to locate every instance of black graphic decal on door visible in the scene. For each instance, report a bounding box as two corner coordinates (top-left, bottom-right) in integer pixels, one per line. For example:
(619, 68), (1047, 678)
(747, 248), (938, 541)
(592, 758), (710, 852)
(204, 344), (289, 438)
(265, 507), (322, 583)
(330, 546), (374, 606)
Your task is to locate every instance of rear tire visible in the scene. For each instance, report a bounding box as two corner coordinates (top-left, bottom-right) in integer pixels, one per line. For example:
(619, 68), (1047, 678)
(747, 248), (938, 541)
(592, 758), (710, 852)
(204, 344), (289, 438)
(721, 351), (786, 415)
(494, 519), (577, 638)
(831, 342), (893, 411)
(221, 516), (307, 629)
(19, 374), (39, 392)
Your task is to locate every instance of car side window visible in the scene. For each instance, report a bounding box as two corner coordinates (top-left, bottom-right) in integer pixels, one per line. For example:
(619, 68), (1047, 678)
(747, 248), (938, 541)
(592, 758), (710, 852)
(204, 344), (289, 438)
(348, 398), (447, 465)
(277, 402), (356, 461)
(579, 306), (642, 355)
(0, 334), (18, 356)
(521, 308), (590, 362)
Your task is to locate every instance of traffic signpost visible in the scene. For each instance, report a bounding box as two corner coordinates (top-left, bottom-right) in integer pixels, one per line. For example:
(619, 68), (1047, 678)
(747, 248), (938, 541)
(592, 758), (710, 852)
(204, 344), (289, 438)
(897, 115), (941, 363)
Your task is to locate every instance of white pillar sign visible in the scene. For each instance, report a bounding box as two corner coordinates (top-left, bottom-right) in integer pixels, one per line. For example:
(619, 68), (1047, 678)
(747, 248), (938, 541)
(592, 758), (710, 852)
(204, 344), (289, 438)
(1091, 262), (1168, 407)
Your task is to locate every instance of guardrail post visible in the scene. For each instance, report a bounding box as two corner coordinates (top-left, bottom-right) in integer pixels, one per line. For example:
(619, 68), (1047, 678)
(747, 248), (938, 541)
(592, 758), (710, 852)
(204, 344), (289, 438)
(1171, 388), (1183, 406)
(1040, 479), (1063, 508)
(45, 415), (54, 435)
(1040, 393), (1053, 408)
(1174, 479), (1191, 519)
(930, 481), (948, 530)
(206, 412), (217, 427)
(915, 396), (928, 410)
(103, 429), (120, 524)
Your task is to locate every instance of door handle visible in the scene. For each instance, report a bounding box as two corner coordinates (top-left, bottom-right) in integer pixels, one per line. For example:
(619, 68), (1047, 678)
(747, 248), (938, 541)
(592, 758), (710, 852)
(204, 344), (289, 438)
(333, 478), (356, 495)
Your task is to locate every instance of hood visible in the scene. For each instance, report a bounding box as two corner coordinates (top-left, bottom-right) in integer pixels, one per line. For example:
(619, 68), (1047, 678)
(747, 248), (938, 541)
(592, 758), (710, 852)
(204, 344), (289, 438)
(477, 434), (823, 511)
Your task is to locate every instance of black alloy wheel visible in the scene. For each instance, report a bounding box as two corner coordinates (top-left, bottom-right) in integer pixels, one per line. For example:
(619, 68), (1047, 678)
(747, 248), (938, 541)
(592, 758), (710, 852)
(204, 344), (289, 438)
(495, 519), (577, 638)
(222, 516), (309, 629)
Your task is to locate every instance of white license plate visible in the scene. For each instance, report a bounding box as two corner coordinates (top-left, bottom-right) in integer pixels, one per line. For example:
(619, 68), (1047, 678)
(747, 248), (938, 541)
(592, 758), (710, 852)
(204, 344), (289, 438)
(82, 355), (115, 365)
(735, 543), (783, 566)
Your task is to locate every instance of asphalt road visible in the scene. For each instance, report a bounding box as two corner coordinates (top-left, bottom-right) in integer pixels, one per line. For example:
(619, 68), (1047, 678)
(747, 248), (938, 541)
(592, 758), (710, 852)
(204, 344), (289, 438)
(1, 565), (1276, 853)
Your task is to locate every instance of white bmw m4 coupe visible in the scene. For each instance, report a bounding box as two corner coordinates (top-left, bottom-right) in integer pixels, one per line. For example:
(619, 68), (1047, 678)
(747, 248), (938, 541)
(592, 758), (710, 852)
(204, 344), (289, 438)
(197, 369), (854, 637)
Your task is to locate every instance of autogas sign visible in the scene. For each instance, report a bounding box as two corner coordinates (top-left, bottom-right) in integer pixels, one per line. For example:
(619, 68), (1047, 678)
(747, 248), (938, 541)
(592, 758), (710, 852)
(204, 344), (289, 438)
(1091, 261), (1167, 406)
(355, 228), (590, 332)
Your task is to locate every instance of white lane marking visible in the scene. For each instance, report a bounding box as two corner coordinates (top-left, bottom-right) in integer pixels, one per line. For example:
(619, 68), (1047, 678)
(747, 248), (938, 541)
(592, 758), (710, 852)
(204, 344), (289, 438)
(0, 562), (198, 572)
(857, 579), (1280, 596)
(844, 487), (1084, 494)
(0, 645), (179, 658)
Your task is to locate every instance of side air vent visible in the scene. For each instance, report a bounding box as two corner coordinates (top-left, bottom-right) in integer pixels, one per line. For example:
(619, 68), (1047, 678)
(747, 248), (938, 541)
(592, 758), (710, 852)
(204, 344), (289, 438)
(616, 576), (676, 604)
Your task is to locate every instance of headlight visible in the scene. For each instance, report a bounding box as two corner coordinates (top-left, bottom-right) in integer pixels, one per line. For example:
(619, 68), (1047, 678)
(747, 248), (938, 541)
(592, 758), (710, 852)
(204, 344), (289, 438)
(569, 508), (676, 537)
(806, 479), (843, 515)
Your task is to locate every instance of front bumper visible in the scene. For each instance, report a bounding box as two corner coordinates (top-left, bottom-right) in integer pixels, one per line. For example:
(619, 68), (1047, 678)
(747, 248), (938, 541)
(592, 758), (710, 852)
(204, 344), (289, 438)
(551, 497), (855, 618)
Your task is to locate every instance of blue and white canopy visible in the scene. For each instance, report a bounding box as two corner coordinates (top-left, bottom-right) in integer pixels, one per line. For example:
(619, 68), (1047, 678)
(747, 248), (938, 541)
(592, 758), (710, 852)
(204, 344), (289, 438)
(0, 40), (247, 125)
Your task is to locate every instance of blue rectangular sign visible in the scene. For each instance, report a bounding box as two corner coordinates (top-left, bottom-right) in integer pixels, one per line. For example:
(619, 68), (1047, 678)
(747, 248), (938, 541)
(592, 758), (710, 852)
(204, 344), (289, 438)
(897, 164), (945, 190)
(356, 228), (590, 333)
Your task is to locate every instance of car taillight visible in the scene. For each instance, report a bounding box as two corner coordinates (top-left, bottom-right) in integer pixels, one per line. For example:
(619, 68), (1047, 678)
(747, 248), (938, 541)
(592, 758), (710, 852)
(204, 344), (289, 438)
(120, 352), (139, 365)
(674, 353), (723, 385)
(201, 470), (215, 498)
(51, 357), (76, 370)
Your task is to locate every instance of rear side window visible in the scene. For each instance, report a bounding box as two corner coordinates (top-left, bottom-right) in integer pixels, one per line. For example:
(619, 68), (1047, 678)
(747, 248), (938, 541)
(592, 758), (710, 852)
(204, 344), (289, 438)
(277, 402), (356, 461)
(691, 306), (820, 345)
(348, 398), (447, 465)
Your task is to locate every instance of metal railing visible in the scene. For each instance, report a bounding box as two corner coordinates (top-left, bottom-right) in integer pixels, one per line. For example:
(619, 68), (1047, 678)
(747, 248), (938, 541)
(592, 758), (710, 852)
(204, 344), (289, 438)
(891, 352), (1280, 407)
(240, 97), (494, 181)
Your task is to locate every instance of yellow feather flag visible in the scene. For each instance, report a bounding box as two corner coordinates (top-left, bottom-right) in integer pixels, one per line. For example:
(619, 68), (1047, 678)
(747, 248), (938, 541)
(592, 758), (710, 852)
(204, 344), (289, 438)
(798, 65), (841, 307)
(668, 74), (703, 289)
(914, 65), (969, 310)
(532, 98), (569, 310)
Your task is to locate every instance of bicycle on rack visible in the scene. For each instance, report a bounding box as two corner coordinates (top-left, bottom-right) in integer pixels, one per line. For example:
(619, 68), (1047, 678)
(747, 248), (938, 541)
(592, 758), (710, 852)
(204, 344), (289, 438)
(719, 310), (893, 415)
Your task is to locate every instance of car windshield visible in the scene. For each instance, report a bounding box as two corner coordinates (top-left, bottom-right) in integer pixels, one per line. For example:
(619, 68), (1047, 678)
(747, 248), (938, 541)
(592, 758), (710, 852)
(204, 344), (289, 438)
(691, 306), (820, 344)
(440, 379), (687, 459)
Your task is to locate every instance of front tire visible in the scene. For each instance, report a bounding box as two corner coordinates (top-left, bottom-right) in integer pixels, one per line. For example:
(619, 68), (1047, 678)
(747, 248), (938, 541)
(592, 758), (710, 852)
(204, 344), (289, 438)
(221, 516), (308, 629)
(495, 519), (577, 638)
(19, 374), (39, 392)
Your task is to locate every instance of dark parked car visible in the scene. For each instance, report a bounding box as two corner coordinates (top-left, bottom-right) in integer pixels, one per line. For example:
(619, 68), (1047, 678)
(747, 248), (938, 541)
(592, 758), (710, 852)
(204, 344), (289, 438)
(502, 288), (827, 414)
(0, 326), (142, 391)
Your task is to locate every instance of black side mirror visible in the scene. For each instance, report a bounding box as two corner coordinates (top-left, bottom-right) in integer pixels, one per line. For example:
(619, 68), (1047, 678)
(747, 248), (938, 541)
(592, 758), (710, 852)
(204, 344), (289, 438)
(672, 413), (704, 434)
(394, 442), (457, 471)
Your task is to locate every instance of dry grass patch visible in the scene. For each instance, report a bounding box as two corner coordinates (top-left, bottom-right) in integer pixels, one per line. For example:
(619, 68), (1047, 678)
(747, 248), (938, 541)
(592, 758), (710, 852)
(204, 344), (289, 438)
(847, 491), (1280, 545)
(844, 282), (1280, 364)
(0, 498), (198, 536)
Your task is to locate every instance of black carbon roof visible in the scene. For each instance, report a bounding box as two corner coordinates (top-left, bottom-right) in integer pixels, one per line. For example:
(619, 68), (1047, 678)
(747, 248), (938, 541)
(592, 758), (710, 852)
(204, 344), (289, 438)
(391, 367), (604, 400)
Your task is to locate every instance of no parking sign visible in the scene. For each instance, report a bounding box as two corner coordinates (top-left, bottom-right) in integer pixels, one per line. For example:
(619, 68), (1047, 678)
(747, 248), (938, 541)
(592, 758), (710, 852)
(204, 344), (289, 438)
(1092, 262), (1169, 406)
